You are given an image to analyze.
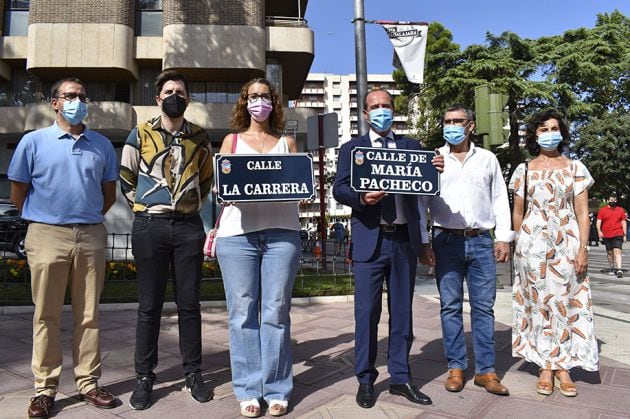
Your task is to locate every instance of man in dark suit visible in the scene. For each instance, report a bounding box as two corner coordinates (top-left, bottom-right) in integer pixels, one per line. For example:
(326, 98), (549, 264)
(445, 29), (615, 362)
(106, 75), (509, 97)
(333, 88), (441, 408)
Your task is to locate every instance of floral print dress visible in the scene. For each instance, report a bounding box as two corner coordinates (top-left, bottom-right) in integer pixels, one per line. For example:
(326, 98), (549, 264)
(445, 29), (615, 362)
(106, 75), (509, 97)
(509, 160), (598, 371)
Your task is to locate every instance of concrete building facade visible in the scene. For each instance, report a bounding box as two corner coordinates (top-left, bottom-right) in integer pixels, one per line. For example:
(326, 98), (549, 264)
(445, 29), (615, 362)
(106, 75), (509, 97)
(0, 0), (316, 234)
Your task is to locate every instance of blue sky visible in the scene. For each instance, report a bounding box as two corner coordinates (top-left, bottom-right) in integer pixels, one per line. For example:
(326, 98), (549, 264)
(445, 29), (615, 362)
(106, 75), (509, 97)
(305, 0), (630, 75)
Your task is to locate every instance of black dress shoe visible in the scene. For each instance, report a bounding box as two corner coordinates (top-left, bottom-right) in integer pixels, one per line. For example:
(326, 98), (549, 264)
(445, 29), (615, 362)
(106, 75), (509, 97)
(356, 383), (376, 408)
(389, 383), (432, 405)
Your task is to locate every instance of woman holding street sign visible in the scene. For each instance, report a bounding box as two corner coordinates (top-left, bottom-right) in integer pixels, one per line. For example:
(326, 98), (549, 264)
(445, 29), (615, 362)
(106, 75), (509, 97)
(215, 78), (300, 418)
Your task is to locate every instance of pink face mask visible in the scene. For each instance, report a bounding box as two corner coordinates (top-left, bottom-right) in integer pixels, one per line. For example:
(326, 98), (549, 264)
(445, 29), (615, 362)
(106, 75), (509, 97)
(247, 98), (273, 121)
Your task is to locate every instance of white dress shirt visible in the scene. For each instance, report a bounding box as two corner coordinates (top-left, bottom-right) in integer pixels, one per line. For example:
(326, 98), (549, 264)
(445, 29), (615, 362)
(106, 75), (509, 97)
(425, 142), (515, 242)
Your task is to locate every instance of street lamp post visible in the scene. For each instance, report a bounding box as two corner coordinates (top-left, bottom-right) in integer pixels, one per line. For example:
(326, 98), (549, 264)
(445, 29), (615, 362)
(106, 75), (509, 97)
(353, 0), (368, 136)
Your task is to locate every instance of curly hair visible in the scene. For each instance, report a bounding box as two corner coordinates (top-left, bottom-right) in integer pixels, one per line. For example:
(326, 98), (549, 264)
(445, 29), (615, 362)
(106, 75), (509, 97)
(525, 108), (570, 155)
(230, 78), (285, 134)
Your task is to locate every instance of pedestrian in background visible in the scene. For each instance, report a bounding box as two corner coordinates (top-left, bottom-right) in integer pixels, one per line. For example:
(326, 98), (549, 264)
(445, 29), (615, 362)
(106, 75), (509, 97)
(510, 108), (598, 397)
(331, 219), (345, 255)
(8, 77), (119, 418)
(426, 104), (513, 397)
(215, 78), (300, 418)
(120, 70), (214, 410)
(597, 196), (627, 278)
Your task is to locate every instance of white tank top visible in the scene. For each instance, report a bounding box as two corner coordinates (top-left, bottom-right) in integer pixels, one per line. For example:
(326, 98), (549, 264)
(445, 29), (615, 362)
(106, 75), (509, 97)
(216, 134), (301, 237)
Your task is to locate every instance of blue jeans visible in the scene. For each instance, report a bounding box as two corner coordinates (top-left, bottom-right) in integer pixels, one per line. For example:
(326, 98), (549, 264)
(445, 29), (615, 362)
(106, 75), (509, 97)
(433, 230), (497, 374)
(216, 229), (300, 403)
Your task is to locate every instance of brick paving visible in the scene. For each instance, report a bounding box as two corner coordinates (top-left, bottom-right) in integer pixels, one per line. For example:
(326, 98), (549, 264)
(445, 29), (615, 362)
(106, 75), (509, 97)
(1, 289), (630, 419)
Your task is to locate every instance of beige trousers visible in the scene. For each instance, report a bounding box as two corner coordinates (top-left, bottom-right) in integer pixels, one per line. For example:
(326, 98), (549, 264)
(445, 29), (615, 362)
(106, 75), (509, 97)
(26, 222), (107, 397)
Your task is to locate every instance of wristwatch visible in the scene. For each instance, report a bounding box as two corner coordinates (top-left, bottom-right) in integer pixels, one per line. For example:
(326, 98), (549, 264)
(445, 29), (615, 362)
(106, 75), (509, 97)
(580, 244), (590, 251)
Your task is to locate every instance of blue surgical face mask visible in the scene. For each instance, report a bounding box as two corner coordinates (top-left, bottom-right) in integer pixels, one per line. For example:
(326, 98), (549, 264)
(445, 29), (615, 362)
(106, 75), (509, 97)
(443, 125), (466, 145)
(537, 131), (563, 151)
(368, 108), (393, 133)
(61, 98), (88, 125)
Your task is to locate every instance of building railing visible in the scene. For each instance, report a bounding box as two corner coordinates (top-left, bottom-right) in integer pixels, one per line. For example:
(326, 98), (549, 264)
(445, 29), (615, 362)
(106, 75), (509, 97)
(0, 233), (354, 303)
(265, 16), (308, 27)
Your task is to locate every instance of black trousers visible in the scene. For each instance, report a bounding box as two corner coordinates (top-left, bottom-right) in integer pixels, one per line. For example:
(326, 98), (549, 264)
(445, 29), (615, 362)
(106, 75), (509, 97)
(131, 214), (205, 378)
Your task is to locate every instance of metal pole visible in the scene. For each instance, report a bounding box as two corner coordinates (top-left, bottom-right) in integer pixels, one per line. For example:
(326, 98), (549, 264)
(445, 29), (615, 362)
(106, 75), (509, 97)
(353, 0), (368, 136)
(318, 114), (328, 270)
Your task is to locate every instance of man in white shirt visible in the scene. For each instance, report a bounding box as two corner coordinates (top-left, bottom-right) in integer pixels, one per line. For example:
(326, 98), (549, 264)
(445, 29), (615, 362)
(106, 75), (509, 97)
(426, 104), (514, 396)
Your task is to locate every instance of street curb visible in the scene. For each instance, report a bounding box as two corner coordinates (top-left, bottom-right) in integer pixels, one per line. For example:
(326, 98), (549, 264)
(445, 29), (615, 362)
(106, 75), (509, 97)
(0, 295), (356, 315)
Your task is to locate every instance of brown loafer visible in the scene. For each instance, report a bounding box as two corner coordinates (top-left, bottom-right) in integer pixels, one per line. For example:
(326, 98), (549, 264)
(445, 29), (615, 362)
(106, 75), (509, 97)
(473, 372), (509, 396)
(79, 386), (117, 409)
(27, 395), (55, 418)
(445, 368), (465, 392)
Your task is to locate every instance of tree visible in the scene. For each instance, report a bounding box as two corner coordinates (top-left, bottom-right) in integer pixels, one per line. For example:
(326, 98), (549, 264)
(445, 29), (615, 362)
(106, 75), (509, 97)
(574, 112), (630, 209)
(393, 11), (630, 182)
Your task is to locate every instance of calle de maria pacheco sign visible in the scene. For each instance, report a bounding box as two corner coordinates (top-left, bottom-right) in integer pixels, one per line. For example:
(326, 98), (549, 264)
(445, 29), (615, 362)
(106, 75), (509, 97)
(350, 147), (440, 195)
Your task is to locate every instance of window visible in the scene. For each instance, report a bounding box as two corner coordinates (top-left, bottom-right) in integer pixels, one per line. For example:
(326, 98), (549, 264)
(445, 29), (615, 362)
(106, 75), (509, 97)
(185, 82), (242, 104)
(134, 67), (160, 105)
(135, 0), (162, 36)
(0, 68), (44, 106)
(3, 0), (30, 36)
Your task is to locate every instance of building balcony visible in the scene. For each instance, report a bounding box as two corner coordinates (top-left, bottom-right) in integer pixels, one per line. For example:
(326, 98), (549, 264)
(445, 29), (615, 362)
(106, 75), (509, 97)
(266, 25), (314, 100)
(163, 24), (266, 82)
(26, 23), (138, 81)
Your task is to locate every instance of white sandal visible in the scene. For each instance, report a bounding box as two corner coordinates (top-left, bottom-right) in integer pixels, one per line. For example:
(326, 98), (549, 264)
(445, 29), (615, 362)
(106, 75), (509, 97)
(239, 399), (261, 418)
(268, 399), (288, 417)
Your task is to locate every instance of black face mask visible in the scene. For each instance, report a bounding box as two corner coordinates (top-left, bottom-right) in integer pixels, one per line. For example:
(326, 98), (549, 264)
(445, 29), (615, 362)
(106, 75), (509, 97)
(609, 201), (617, 207)
(161, 94), (187, 118)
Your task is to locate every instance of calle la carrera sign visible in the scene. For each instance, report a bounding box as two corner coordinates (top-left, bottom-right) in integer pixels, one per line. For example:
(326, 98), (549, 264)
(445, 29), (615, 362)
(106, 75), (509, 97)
(214, 153), (315, 203)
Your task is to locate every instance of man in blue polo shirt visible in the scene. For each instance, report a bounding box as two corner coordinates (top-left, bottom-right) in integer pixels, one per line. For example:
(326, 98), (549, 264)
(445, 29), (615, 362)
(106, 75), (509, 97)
(8, 77), (119, 419)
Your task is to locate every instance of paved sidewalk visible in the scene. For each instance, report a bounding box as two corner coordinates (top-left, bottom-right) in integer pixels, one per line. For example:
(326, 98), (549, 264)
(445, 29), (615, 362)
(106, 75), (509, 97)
(2, 286), (630, 419)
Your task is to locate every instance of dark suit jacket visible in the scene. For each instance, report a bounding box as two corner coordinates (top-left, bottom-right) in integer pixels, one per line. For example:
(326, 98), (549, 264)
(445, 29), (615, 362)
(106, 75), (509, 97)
(333, 133), (425, 262)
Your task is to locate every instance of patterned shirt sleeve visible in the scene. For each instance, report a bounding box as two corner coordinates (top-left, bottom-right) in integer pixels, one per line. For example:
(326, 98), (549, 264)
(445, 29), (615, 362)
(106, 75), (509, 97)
(198, 133), (214, 202)
(119, 127), (140, 209)
(573, 160), (594, 196)
(508, 163), (526, 198)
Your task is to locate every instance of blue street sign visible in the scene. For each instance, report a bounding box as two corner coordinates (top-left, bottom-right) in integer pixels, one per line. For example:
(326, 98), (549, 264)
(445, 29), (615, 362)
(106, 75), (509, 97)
(350, 147), (440, 195)
(215, 153), (316, 203)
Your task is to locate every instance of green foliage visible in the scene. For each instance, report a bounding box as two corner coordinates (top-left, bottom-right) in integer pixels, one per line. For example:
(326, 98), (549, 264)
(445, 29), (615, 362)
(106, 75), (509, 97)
(574, 112), (630, 208)
(392, 10), (630, 183)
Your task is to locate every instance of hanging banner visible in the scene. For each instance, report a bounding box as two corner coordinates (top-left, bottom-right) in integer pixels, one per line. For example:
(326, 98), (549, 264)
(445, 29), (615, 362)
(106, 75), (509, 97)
(381, 22), (429, 84)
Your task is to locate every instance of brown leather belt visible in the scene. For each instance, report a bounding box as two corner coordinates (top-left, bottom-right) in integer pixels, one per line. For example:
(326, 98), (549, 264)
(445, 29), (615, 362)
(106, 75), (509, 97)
(436, 227), (486, 238)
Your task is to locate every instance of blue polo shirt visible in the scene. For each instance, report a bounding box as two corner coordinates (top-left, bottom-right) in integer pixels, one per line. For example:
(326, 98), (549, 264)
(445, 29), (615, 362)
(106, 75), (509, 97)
(8, 123), (119, 224)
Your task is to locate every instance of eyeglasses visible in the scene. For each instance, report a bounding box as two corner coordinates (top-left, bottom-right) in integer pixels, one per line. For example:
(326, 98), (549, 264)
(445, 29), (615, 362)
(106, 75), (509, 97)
(57, 92), (90, 103)
(247, 93), (271, 103)
(443, 118), (468, 126)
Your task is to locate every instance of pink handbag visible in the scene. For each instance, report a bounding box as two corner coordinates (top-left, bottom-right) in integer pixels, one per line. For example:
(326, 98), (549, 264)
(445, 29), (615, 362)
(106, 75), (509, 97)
(204, 133), (237, 259)
(203, 208), (222, 259)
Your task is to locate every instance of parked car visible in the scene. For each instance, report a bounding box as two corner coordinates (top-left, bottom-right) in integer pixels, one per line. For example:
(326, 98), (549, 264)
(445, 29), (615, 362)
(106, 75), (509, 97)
(0, 200), (27, 259)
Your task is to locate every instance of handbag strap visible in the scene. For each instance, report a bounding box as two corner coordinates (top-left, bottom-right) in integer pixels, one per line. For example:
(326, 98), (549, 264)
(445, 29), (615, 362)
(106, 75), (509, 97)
(523, 161), (529, 213)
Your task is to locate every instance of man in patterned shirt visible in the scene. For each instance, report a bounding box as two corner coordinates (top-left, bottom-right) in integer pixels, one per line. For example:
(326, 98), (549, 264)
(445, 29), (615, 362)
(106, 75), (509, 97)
(120, 70), (214, 410)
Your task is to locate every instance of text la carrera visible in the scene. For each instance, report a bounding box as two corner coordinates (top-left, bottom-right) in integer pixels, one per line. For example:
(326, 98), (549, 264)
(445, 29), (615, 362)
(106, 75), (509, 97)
(221, 183), (310, 196)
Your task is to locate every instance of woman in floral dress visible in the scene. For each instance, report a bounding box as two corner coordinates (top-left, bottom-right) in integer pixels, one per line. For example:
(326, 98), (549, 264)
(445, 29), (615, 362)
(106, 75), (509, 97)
(509, 109), (598, 397)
